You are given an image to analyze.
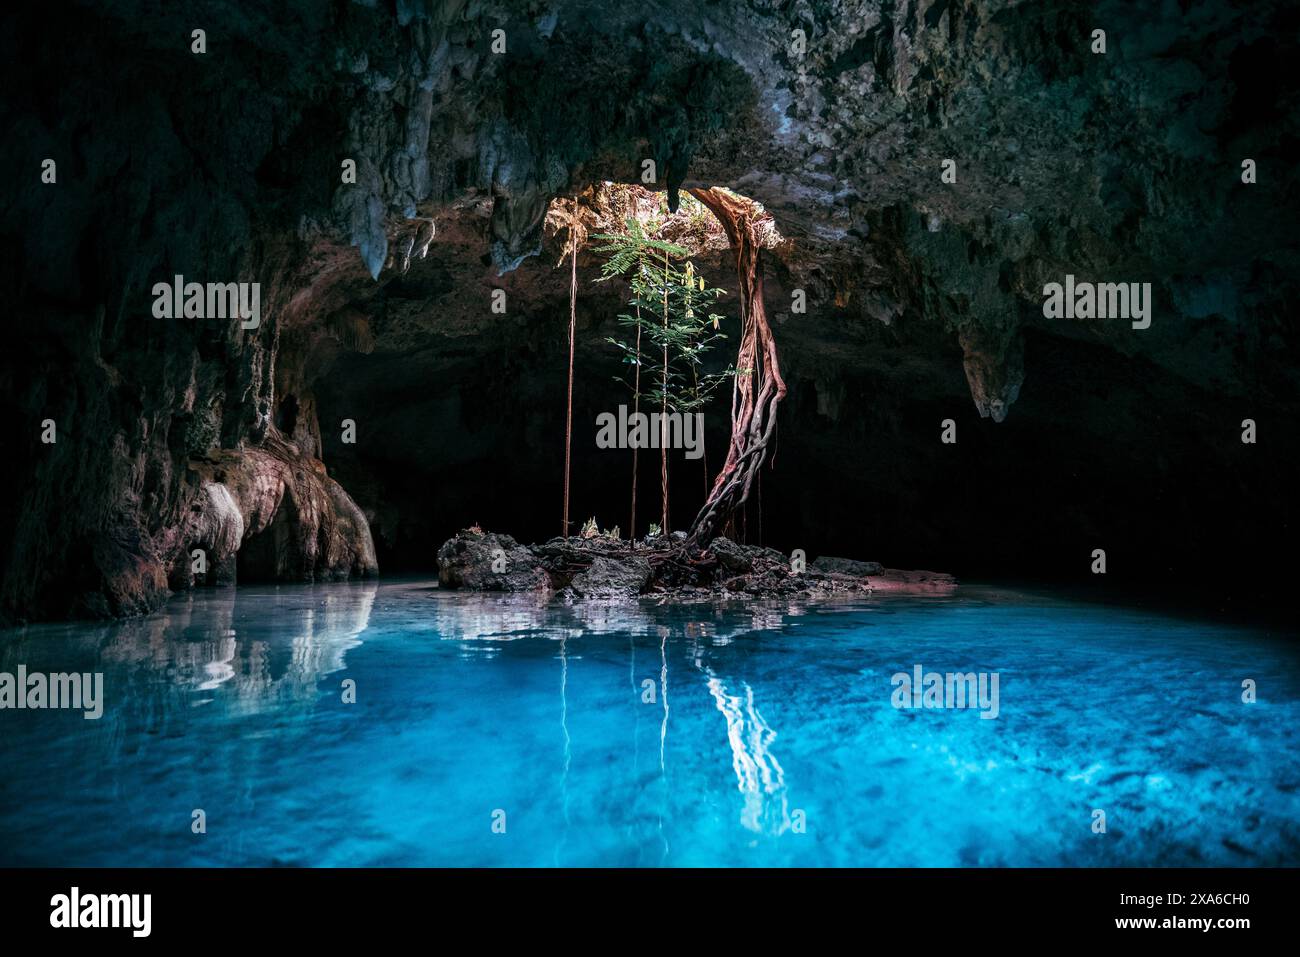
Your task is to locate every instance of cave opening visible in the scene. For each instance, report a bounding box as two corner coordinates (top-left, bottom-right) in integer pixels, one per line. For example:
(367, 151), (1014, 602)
(277, 395), (300, 437)
(312, 181), (794, 570)
(237, 500), (298, 584)
(296, 165), (1297, 616)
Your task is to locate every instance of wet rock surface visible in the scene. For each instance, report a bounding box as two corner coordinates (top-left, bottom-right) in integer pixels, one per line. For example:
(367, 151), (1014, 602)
(27, 429), (380, 621)
(867, 568), (959, 595)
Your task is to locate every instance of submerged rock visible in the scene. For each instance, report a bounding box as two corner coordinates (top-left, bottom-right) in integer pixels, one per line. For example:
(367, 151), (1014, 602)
(867, 569), (959, 595)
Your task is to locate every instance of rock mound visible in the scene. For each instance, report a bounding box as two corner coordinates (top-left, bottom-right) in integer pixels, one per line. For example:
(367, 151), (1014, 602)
(435, 530), (949, 601)
(436, 530), (550, 592)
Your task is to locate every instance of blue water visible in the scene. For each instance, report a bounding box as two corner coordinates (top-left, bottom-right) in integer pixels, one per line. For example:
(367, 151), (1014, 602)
(1, 580), (1296, 867)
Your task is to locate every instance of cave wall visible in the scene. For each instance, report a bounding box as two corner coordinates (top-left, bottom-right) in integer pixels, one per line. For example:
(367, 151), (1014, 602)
(0, 2), (369, 620)
(2, 0), (1298, 621)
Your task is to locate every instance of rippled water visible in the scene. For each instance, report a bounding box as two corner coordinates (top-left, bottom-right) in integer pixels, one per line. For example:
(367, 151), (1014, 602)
(1, 580), (1296, 866)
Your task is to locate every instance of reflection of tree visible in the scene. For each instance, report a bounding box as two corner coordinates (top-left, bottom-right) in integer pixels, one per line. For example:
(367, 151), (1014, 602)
(657, 628), (671, 862)
(425, 591), (551, 647)
(411, 592), (806, 845)
(428, 592), (655, 647)
(682, 615), (794, 837)
(555, 632), (572, 866)
(704, 670), (791, 835)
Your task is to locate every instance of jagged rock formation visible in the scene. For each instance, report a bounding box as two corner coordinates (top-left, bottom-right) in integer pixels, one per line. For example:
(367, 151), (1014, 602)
(2, 1), (1297, 620)
(436, 529), (944, 600)
(437, 530), (550, 591)
(174, 481), (244, 588)
(565, 555), (654, 600)
(190, 436), (378, 586)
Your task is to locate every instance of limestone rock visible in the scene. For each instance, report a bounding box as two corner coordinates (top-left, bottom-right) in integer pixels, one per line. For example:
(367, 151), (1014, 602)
(708, 536), (753, 573)
(867, 569), (959, 595)
(565, 555), (652, 599)
(172, 481), (245, 587)
(194, 435), (379, 584)
(437, 530), (550, 591)
(2, 0), (1295, 623)
(811, 556), (885, 577)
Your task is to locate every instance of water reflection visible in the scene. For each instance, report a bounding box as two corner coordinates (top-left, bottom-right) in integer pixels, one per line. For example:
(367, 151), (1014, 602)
(418, 588), (830, 647)
(0, 583), (866, 848)
(704, 671), (791, 834)
(556, 631), (573, 865)
(415, 587), (804, 841)
(2, 579), (1296, 866)
(0, 581), (378, 713)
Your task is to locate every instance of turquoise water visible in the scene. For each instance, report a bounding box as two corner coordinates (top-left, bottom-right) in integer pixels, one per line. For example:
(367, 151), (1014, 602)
(1, 580), (1296, 867)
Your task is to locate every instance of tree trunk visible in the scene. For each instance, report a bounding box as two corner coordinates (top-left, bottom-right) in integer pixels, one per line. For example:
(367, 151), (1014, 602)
(683, 187), (786, 549)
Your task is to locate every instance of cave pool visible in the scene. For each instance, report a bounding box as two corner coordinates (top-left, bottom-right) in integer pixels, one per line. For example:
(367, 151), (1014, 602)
(1, 579), (1296, 867)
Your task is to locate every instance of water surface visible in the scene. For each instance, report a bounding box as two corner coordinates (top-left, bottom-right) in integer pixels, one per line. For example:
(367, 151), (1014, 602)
(1, 580), (1296, 866)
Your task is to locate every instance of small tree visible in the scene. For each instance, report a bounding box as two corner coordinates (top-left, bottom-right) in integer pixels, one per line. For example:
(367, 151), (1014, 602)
(593, 219), (687, 540)
(668, 260), (732, 496)
(595, 220), (730, 538)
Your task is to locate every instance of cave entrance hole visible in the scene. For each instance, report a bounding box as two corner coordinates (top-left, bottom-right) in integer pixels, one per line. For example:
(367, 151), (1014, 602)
(549, 182), (787, 547)
(554, 183), (784, 258)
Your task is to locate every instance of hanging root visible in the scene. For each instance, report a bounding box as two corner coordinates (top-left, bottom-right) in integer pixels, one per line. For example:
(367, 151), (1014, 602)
(682, 187), (787, 552)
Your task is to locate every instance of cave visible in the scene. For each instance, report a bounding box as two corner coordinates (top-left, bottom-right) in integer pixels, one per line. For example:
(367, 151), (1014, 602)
(3, 1), (1297, 620)
(4, 2), (1296, 623)
(1, 0), (1298, 879)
